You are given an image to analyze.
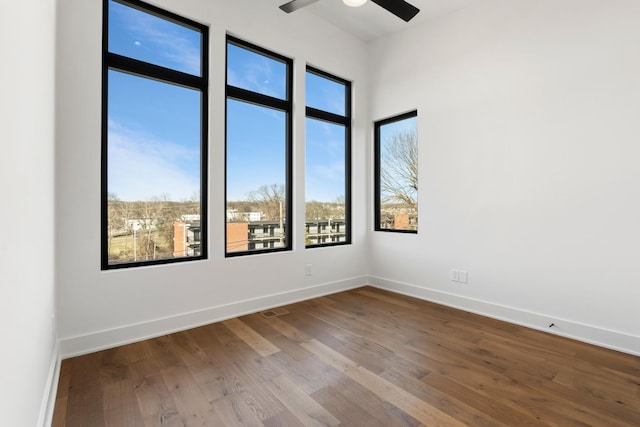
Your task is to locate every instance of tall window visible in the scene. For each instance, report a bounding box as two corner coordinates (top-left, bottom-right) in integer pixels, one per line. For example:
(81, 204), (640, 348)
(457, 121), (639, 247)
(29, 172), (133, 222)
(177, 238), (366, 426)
(374, 111), (418, 233)
(101, 0), (208, 269)
(305, 67), (351, 247)
(225, 36), (292, 255)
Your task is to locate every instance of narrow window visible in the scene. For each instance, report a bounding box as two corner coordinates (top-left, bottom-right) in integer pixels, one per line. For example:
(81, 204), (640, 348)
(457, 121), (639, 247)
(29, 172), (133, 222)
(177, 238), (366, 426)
(102, 0), (208, 269)
(305, 66), (351, 247)
(225, 36), (292, 256)
(374, 111), (418, 233)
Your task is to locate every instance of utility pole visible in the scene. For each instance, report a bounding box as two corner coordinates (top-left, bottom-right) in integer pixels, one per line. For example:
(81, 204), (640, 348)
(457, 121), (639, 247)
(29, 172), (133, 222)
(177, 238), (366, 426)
(279, 199), (284, 247)
(132, 221), (141, 261)
(133, 223), (137, 261)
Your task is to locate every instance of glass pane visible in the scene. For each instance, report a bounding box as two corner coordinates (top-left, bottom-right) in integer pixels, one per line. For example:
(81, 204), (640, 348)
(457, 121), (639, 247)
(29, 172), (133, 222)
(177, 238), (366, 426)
(305, 118), (346, 246)
(107, 70), (202, 264)
(108, 0), (202, 76)
(226, 99), (287, 253)
(306, 71), (346, 116)
(227, 43), (287, 100)
(378, 115), (418, 231)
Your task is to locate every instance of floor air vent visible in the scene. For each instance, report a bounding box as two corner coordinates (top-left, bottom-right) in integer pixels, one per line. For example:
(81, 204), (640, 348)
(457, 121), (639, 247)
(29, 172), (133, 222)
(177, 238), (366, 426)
(260, 308), (290, 318)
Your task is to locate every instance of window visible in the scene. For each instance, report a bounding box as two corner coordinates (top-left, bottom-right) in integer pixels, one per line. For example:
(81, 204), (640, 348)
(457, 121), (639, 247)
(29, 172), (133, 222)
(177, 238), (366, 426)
(374, 111), (418, 233)
(101, 0), (208, 269)
(305, 67), (351, 247)
(225, 36), (292, 256)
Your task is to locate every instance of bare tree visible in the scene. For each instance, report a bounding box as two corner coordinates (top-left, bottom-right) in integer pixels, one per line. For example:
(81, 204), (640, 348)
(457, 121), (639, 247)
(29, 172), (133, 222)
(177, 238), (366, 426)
(305, 201), (330, 221)
(130, 199), (163, 260)
(106, 192), (202, 263)
(380, 130), (418, 212)
(106, 192), (120, 256)
(248, 184), (285, 221)
(306, 195), (346, 221)
(107, 193), (137, 261)
(333, 195), (346, 218)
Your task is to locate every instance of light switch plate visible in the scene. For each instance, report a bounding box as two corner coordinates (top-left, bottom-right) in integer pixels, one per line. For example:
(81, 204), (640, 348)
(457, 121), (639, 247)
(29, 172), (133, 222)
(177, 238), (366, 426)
(459, 270), (468, 283)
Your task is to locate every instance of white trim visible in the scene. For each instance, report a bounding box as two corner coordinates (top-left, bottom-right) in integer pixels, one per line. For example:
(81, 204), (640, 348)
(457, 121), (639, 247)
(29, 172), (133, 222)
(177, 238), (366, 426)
(367, 275), (640, 357)
(38, 341), (60, 427)
(59, 274), (639, 359)
(60, 276), (366, 358)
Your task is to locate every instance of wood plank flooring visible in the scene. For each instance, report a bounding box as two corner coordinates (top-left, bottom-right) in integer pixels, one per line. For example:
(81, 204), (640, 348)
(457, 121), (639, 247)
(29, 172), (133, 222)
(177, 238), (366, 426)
(52, 286), (640, 426)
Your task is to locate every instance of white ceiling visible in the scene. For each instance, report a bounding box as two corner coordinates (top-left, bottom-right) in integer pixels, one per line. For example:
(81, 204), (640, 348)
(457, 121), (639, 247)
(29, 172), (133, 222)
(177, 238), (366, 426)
(275, 0), (475, 41)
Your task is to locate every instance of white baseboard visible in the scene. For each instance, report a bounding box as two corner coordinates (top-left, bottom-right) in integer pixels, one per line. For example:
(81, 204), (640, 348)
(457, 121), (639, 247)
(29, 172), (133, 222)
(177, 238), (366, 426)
(59, 274), (639, 359)
(367, 275), (640, 357)
(38, 341), (60, 427)
(60, 276), (366, 359)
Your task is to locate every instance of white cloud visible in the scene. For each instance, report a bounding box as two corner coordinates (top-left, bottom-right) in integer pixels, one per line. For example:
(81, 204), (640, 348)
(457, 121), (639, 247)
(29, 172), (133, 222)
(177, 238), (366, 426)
(108, 120), (200, 201)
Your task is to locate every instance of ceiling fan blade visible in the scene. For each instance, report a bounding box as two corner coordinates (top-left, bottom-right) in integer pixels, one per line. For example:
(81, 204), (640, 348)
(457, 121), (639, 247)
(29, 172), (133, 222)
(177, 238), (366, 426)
(371, 0), (420, 22)
(280, 0), (320, 13)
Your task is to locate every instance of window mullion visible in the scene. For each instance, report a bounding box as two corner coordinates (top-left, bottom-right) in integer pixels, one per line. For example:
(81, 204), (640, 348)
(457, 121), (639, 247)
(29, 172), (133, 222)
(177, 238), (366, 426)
(305, 106), (350, 126)
(106, 53), (204, 89)
(226, 85), (290, 112)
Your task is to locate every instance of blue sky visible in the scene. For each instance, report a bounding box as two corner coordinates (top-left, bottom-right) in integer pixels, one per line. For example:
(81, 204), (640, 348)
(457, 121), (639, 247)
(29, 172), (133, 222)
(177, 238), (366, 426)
(379, 115), (417, 146)
(107, 0), (346, 204)
(306, 118), (346, 202)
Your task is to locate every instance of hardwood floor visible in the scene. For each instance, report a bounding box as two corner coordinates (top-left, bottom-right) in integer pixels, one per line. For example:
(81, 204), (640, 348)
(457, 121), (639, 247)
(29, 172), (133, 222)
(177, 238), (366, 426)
(52, 286), (640, 426)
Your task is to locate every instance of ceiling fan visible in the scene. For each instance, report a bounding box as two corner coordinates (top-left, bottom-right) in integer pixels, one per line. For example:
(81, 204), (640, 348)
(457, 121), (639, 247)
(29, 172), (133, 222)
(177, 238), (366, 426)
(280, 0), (420, 23)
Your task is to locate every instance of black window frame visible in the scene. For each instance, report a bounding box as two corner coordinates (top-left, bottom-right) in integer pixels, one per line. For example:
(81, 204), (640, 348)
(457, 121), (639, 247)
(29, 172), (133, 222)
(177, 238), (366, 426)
(374, 110), (418, 234)
(101, 0), (209, 269)
(225, 35), (293, 257)
(305, 66), (352, 248)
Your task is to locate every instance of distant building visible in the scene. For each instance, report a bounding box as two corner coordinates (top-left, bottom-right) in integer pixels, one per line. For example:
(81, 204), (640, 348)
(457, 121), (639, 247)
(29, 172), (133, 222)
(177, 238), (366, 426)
(247, 221), (286, 250)
(173, 220), (201, 257)
(226, 209), (262, 222)
(305, 219), (346, 245)
(227, 222), (248, 252)
(394, 213), (410, 230)
(175, 218), (348, 254)
(380, 212), (417, 231)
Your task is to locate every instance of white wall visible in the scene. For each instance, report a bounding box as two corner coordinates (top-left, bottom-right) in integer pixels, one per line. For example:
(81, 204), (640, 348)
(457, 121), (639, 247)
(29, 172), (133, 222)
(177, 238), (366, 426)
(368, 0), (640, 354)
(0, 0), (58, 425)
(56, 0), (370, 356)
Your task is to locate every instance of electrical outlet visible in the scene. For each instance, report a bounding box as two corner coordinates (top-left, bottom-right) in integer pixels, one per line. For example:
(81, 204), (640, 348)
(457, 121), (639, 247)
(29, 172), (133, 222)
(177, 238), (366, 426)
(451, 269), (459, 281)
(305, 264), (312, 276)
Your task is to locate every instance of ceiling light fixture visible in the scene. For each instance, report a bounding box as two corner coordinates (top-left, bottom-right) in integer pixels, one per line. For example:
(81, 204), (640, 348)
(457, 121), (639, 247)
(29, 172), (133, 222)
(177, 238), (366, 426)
(343, 0), (367, 7)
